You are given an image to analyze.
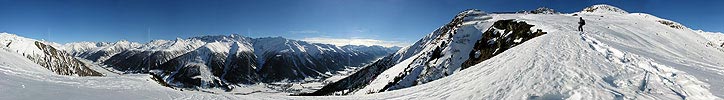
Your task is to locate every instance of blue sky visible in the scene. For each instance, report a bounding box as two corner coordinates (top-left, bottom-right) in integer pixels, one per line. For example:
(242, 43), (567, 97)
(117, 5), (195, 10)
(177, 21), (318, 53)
(1, 0), (722, 47)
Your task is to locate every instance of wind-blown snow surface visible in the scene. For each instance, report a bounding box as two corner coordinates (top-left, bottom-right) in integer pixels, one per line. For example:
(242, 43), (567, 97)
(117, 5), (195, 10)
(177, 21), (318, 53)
(2, 4), (724, 100)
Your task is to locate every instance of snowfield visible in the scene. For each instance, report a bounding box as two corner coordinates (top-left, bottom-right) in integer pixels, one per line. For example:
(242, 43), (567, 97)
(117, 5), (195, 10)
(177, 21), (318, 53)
(2, 4), (724, 100)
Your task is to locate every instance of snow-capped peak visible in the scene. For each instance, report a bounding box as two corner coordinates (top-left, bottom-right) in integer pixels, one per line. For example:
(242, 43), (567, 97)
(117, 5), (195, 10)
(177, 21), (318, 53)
(0, 33), (44, 55)
(580, 4), (628, 14)
(0, 32), (11, 35)
(530, 7), (559, 14)
(115, 40), (130, 44)
(459, 9), (485, 15)
(0, 32), (27, 40)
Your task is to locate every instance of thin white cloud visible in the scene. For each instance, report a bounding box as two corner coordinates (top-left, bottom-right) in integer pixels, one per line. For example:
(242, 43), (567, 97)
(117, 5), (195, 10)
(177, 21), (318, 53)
(301, 37), (409, 47)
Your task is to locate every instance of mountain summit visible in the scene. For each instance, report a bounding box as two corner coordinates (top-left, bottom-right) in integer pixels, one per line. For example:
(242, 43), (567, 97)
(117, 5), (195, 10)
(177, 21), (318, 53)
(580, 4), (629, 14)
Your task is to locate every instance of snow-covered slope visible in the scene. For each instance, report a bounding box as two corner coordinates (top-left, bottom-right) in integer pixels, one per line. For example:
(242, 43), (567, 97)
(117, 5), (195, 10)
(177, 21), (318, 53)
(153, 35), (258, 89)
(305, 4), (724, 99)
(0, 55), (236, 99)
(581, 4), (629, 14)
(307, 9), (546, 95)
(0, 48), (53, 74)
(696, 30), (724, 52)
(302, 9), (488, 95)
(351, 10), (500, 94)
(0, 33), (102, 76)
(352, 8), (722, 98)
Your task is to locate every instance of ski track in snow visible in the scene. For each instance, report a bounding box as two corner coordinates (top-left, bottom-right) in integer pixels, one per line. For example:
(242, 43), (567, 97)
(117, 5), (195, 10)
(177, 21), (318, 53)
(581, 31), (716, 99)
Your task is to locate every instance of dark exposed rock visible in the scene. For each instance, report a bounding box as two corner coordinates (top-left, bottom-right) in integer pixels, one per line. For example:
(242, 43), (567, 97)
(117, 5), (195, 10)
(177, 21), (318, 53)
(150, 73), (174, 88)
(657, 20), (685, 29)
(461, 19), (546, 69)
(528, 7), (560, 14)
(31, 41), (102, 76)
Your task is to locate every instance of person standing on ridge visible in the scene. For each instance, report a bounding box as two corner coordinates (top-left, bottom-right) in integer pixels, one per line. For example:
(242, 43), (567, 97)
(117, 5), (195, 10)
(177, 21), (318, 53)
(578, 17), (585, 31)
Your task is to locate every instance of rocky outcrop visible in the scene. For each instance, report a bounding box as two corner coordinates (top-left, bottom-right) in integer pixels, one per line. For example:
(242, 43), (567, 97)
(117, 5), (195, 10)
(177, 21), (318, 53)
(657, 20), (686, 29)
(0, 33), (102, 76)
(31, 41), (103, 76)
(461, 19), (546, 69)
(525, 7), (560, 14)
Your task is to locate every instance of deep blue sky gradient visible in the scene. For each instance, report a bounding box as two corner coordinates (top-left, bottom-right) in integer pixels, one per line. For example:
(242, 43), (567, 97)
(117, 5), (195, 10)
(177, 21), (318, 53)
(1, 0), (722, 44)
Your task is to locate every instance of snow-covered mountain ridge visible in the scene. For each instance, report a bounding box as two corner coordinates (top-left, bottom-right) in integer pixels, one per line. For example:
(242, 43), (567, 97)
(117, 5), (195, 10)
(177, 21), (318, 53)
(63, 40), (143, 62)
(0, 33), (102, 76)
(304, 8), (549, 95)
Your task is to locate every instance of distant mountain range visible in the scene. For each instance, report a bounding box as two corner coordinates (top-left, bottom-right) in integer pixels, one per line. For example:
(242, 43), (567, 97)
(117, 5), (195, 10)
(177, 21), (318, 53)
(1, 33), (399, 90)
